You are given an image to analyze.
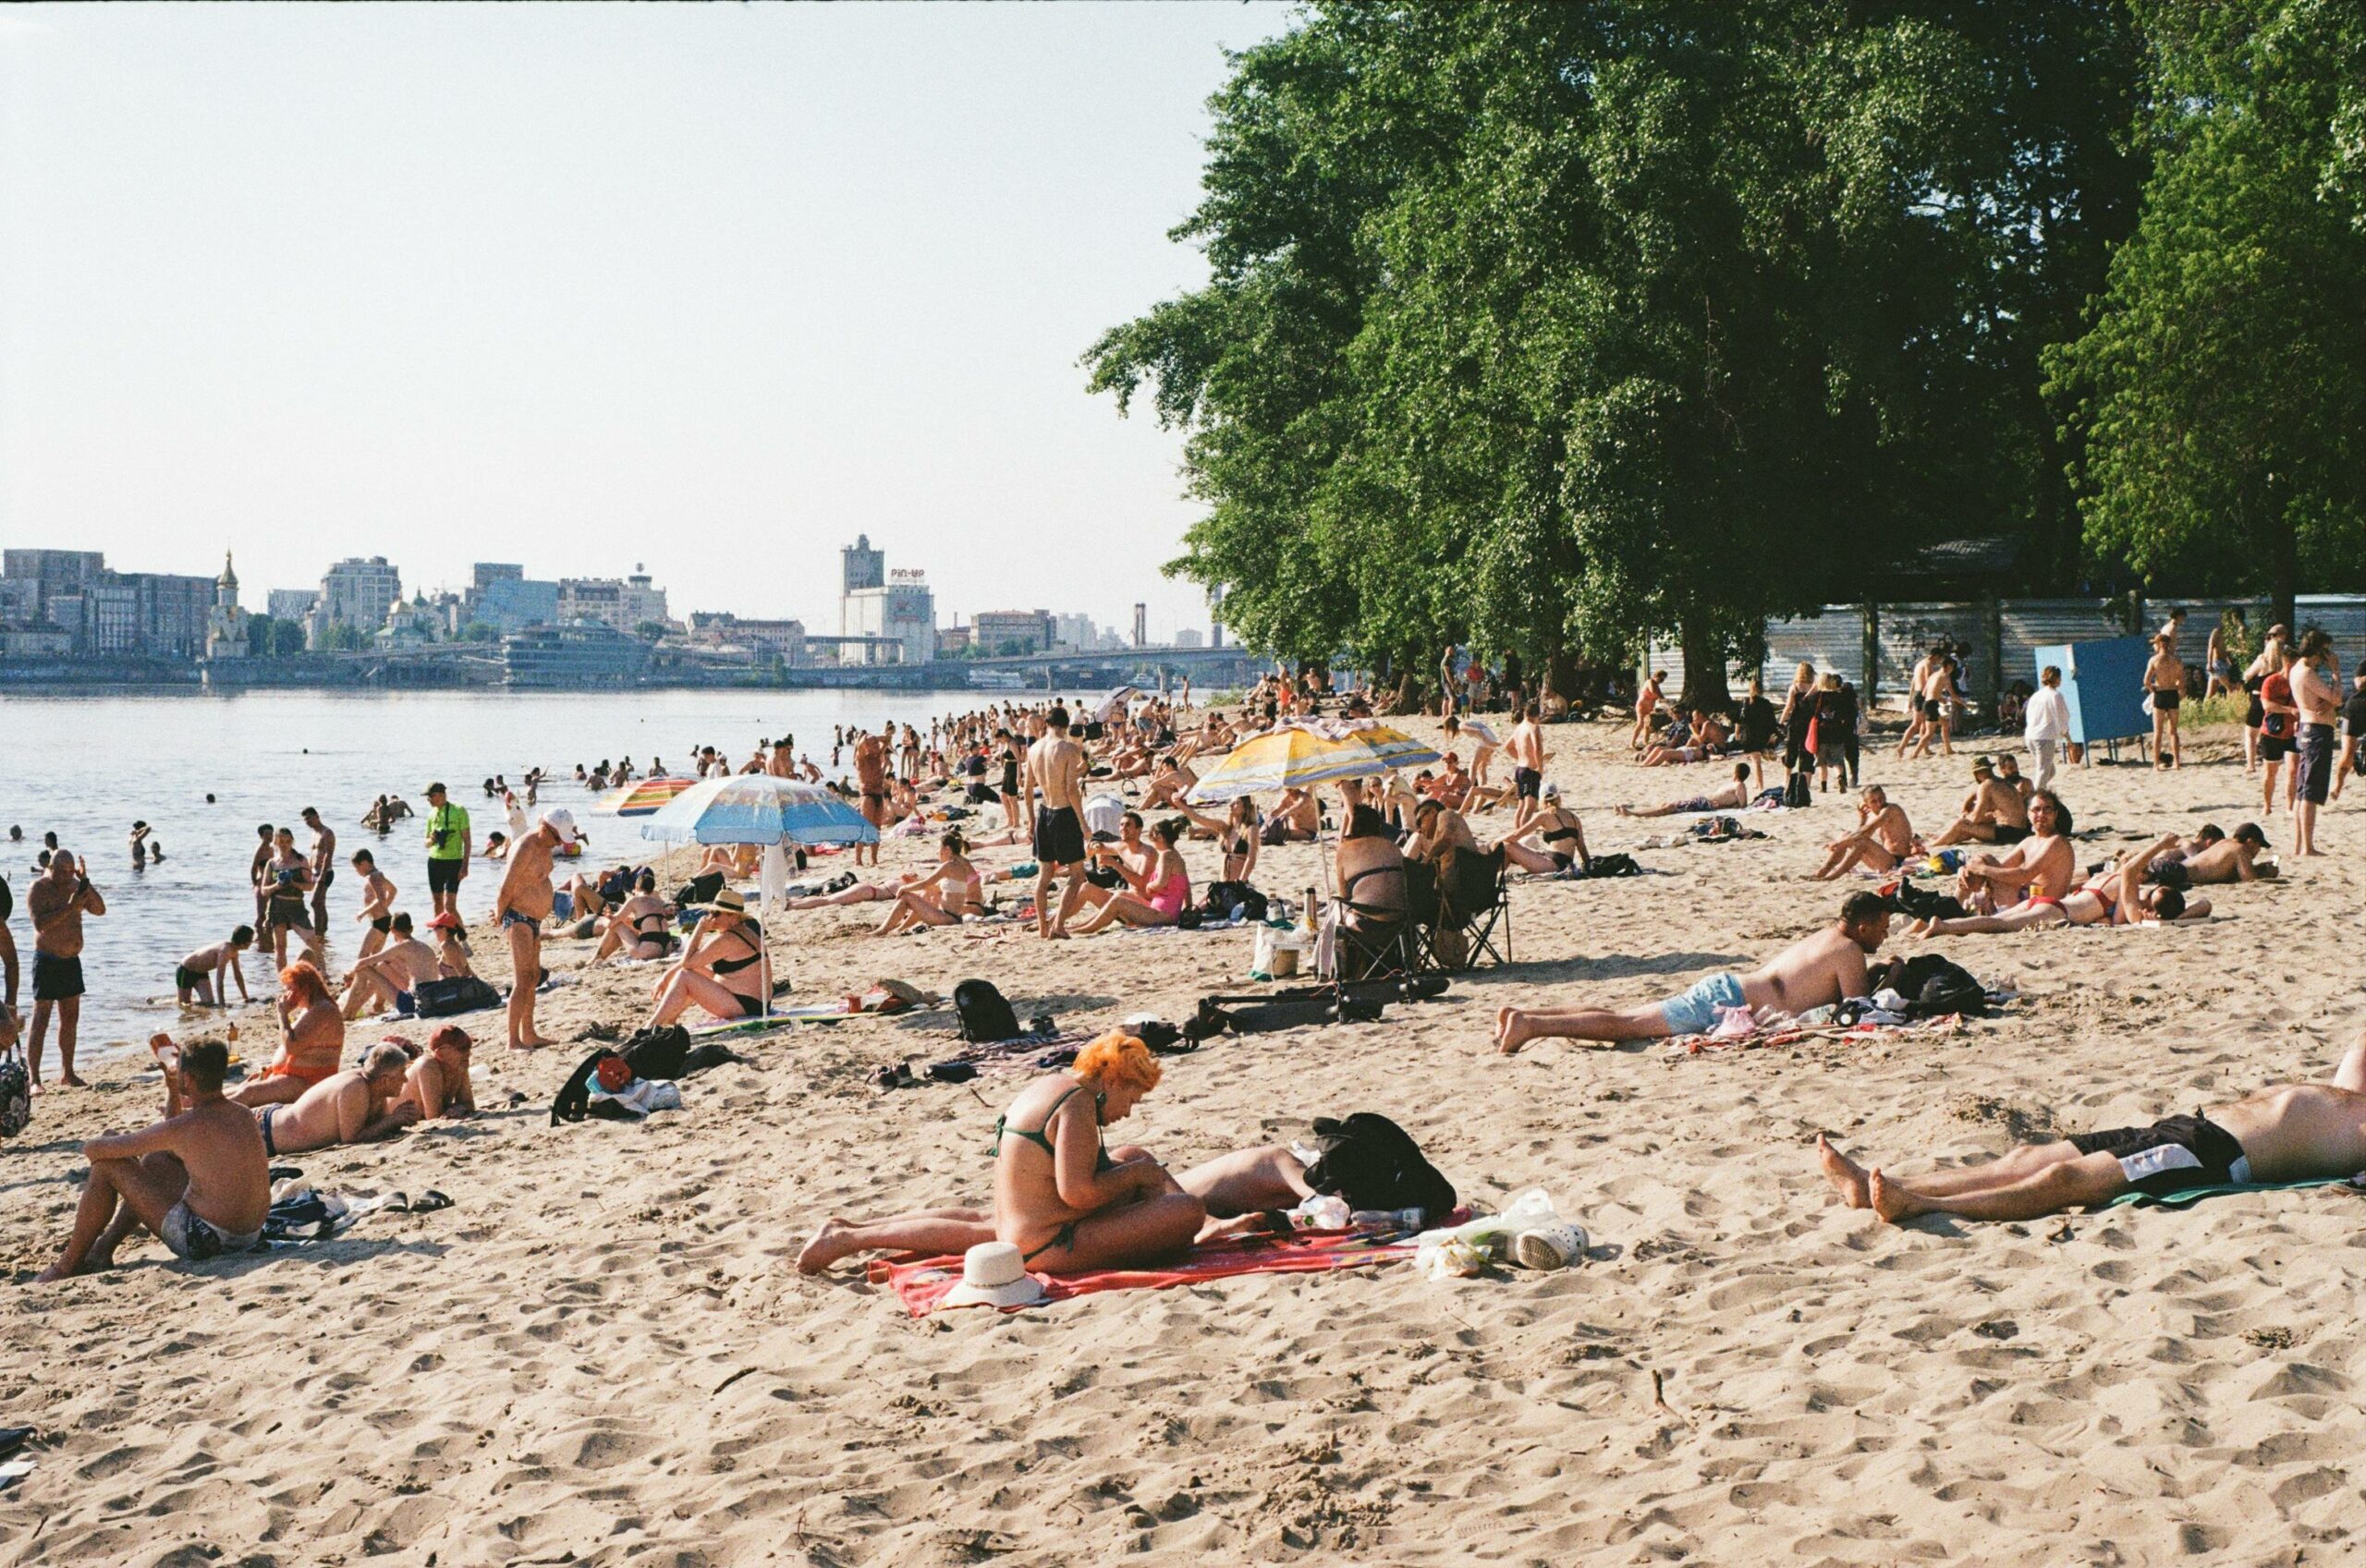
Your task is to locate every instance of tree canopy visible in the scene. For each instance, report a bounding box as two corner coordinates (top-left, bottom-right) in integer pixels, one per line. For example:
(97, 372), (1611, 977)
(1088, 1), (2364, 696)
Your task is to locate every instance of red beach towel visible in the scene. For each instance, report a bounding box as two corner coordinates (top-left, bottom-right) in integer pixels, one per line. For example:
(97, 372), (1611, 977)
(872, 1227), (1427, 1318)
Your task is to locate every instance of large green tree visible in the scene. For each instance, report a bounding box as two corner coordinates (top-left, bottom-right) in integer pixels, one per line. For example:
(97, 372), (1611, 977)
(1092, 2), (2142, 704)
(2048, 0), (2366, 628)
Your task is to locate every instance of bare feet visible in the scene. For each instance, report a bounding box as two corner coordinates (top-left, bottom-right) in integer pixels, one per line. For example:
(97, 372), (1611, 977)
(510, 1035), (554, 1051)
(1494, 1007), (1539, 1055)
(796, 1219), (854, 1274)
(59, 1072), (87, 1089)
(1867, 1168), (1922, 1224)
(1817, 1135), (1872, 1209)
(31, 1261), (90, 1284)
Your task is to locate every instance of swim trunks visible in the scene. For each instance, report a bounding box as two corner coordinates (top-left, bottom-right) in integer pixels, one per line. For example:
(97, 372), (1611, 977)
(2152, 688), (2182, 711)
(160, 1198), (262, 1262)
(1658, 972), (1749, 1036)
(427, 858), (465, 895)
(1992, 823), (2030, 845)
(1514, 767), (1542, 800)
(2069, 1112), (2251, 1197)
(174, 963), (203, 992)
(371, 917), (393, 933)
(32, 952), (83, 1002)
(257, 1105), (282, 1159)
(2298, 723), (2335, 804)
(1034, 806), (1086, 866)
(1920, 698), (1942, 720)
(501, 908), (541, 931)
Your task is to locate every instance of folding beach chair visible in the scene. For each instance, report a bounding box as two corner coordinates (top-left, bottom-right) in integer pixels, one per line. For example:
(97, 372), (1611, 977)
(1421, 846), (1509, 971)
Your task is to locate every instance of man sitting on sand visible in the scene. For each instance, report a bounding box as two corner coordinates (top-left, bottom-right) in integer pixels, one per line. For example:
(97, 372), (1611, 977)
(1818, 1026), (2366, 1223)
(1494, 892), (1894, 1052)
(1909, 833), (2209, 937)
(397, 1026), (476, 1120)
(1615, 762), (1752, 819)
(174, 926), (255, 1007)
(1812, 787), (1918, 880)
(1950, 790), (2076, 912)
(339, 913), (444, 1020)
(250, 1042), (421, 1157)
(1928, 757), (2031, 846)
(36, 1039), (269, 1281)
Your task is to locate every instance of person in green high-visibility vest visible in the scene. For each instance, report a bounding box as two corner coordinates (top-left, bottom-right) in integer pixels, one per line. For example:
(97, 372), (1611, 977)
(421, 782), (471, 921)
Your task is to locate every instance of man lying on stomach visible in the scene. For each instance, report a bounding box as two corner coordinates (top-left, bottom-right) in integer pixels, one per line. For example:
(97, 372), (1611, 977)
(251, 1042), (419, 1158)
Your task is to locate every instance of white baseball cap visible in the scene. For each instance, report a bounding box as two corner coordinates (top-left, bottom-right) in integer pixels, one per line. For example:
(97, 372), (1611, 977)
(540, 808), (582, 847)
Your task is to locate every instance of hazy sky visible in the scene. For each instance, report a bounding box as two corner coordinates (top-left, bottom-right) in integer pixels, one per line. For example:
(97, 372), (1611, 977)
(0, 3), (1293, 638)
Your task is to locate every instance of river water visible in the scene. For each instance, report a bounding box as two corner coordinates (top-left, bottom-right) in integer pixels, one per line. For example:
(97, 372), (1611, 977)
(3, 687), (1092, 1064)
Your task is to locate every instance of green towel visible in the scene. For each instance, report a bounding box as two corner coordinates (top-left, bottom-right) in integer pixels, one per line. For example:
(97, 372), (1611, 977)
(2105, 1175), (2360, 1209)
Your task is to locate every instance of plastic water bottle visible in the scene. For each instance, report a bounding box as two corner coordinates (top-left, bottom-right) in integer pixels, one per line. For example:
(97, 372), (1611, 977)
(1295, 1195), (1351, 1231)
(1350, 1207), (1426, 1234)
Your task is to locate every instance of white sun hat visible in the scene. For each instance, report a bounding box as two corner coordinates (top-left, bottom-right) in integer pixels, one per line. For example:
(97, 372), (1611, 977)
(939, 1242), (1049, 1310)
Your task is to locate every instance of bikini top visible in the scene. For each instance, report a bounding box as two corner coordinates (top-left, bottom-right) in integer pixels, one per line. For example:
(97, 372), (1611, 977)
(993, 1084), (1113, 1171)
(709, 924), (764, 976)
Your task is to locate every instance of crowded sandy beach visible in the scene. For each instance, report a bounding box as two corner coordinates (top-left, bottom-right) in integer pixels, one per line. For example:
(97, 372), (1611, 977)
(7, 664), (2366, 1563)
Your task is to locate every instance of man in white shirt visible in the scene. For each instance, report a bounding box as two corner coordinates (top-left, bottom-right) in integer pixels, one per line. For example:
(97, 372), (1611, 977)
(2024, 664), (2071, 791)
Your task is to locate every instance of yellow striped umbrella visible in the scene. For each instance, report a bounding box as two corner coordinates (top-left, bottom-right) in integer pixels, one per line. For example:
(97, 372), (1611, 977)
(1185, 725), (1388, 804)
(596, 775), (700, 817)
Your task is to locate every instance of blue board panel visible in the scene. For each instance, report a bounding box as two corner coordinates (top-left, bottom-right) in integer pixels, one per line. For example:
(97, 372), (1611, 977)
(2034, 637), (2153, 745)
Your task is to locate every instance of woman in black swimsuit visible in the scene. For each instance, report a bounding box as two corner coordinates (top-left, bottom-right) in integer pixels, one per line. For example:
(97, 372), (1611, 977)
(1494, 784), (1590, 876)
(793, 1030), (1204, 1276)
(646, 887), (770, 1026)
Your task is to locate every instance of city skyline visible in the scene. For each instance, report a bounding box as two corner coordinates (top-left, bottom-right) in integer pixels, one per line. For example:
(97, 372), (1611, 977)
(0, 5), (1293, 642)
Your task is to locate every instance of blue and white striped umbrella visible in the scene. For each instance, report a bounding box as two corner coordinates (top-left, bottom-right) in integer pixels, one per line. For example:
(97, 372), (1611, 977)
(638, 775), (879, 847)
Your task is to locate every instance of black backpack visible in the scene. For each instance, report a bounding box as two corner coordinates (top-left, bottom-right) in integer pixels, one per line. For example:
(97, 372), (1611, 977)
(1302, 1113), (1457, 1218)
(954, 978), (1021, 1043)
(622, 1023), (692, 1081)
(414, 975), (503, 1018)
(1784, 769), (1812, 808)
(1200, 881), (1269, 922)
(1870, 953), (1987, 1017)
(1581, 853), (1640, 879)
(672, 870), (725, 909)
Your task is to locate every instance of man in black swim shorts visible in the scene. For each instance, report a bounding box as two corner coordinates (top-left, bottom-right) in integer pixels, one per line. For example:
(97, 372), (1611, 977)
(1817, 1025), (2366, 1223)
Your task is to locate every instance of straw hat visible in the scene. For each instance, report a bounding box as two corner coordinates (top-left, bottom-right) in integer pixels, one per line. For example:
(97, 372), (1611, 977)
(939, 1242), (1047, 1310)
(688, 887), (750, 917)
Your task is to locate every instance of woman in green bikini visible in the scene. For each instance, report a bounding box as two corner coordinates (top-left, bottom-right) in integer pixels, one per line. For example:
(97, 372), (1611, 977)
(795, 1031), (1205, 1275)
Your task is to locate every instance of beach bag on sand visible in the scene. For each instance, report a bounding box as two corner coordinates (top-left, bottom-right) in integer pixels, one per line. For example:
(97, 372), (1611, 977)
(622, 1024), (693, 1081)
(1302, 1113), (1457, 1219)
(955, 978), (1021, 1043)
(672, 870), (726, 909)
(0, 1038), (29, 1138)
(414, 976), (502, 1018)
(1870, 954), (1986, 1018)
(1783, 770), (1812, 808)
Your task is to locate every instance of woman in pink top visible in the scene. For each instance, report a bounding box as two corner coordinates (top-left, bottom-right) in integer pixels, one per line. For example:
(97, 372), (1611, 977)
(1074, 819), (1193, 934)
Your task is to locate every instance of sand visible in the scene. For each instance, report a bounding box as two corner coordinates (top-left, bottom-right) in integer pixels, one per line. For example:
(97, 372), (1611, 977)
(6, 713), (2364, 1566)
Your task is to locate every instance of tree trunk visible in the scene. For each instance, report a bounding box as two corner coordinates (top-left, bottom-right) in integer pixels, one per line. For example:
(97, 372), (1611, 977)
(1390, 670), (1418, 717)
(1675, 616), (1731, 710)
(2272, 511), (2298, 635)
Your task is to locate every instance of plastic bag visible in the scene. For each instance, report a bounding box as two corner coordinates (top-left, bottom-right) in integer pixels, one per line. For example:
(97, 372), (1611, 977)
(1412, 1187), (1561, 1278)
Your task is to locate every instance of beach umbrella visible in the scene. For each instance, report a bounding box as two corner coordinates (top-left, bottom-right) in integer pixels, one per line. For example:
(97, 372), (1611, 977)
(638, 774), (880, 847)
(596, 775), (699, 817)
(1096, 686), (1140, 723)
(1328, 722), (1441, 771)
(1185, 726), (1386, 804)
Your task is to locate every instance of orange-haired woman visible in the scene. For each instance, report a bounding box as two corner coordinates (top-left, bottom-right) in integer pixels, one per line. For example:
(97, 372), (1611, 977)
(796, 1031), (1203, 1276)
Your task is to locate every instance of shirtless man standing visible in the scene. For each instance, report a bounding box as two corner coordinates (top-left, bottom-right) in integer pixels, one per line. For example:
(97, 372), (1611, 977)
(249, 1043), (420, 1158)
(300, 807), (337, 931)
(348, 847), (397, 966)
(852, 729), (890, 868)
(2289, 628), (2340, 858)
(27, 849), (104, 1090)
(34, 1038), (269, 1281)
(493, 809), (575, 1050)
(1025, 706), (1090, 940)
(1819, 1024), (2366, 1224)
(340, 914), (444, 1020)
(2142, 632), (2188, 769)
(1494, 892), (1894, 1052)
(1896, 648), (1938, 758)
(1502, 704), (1547, 833)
